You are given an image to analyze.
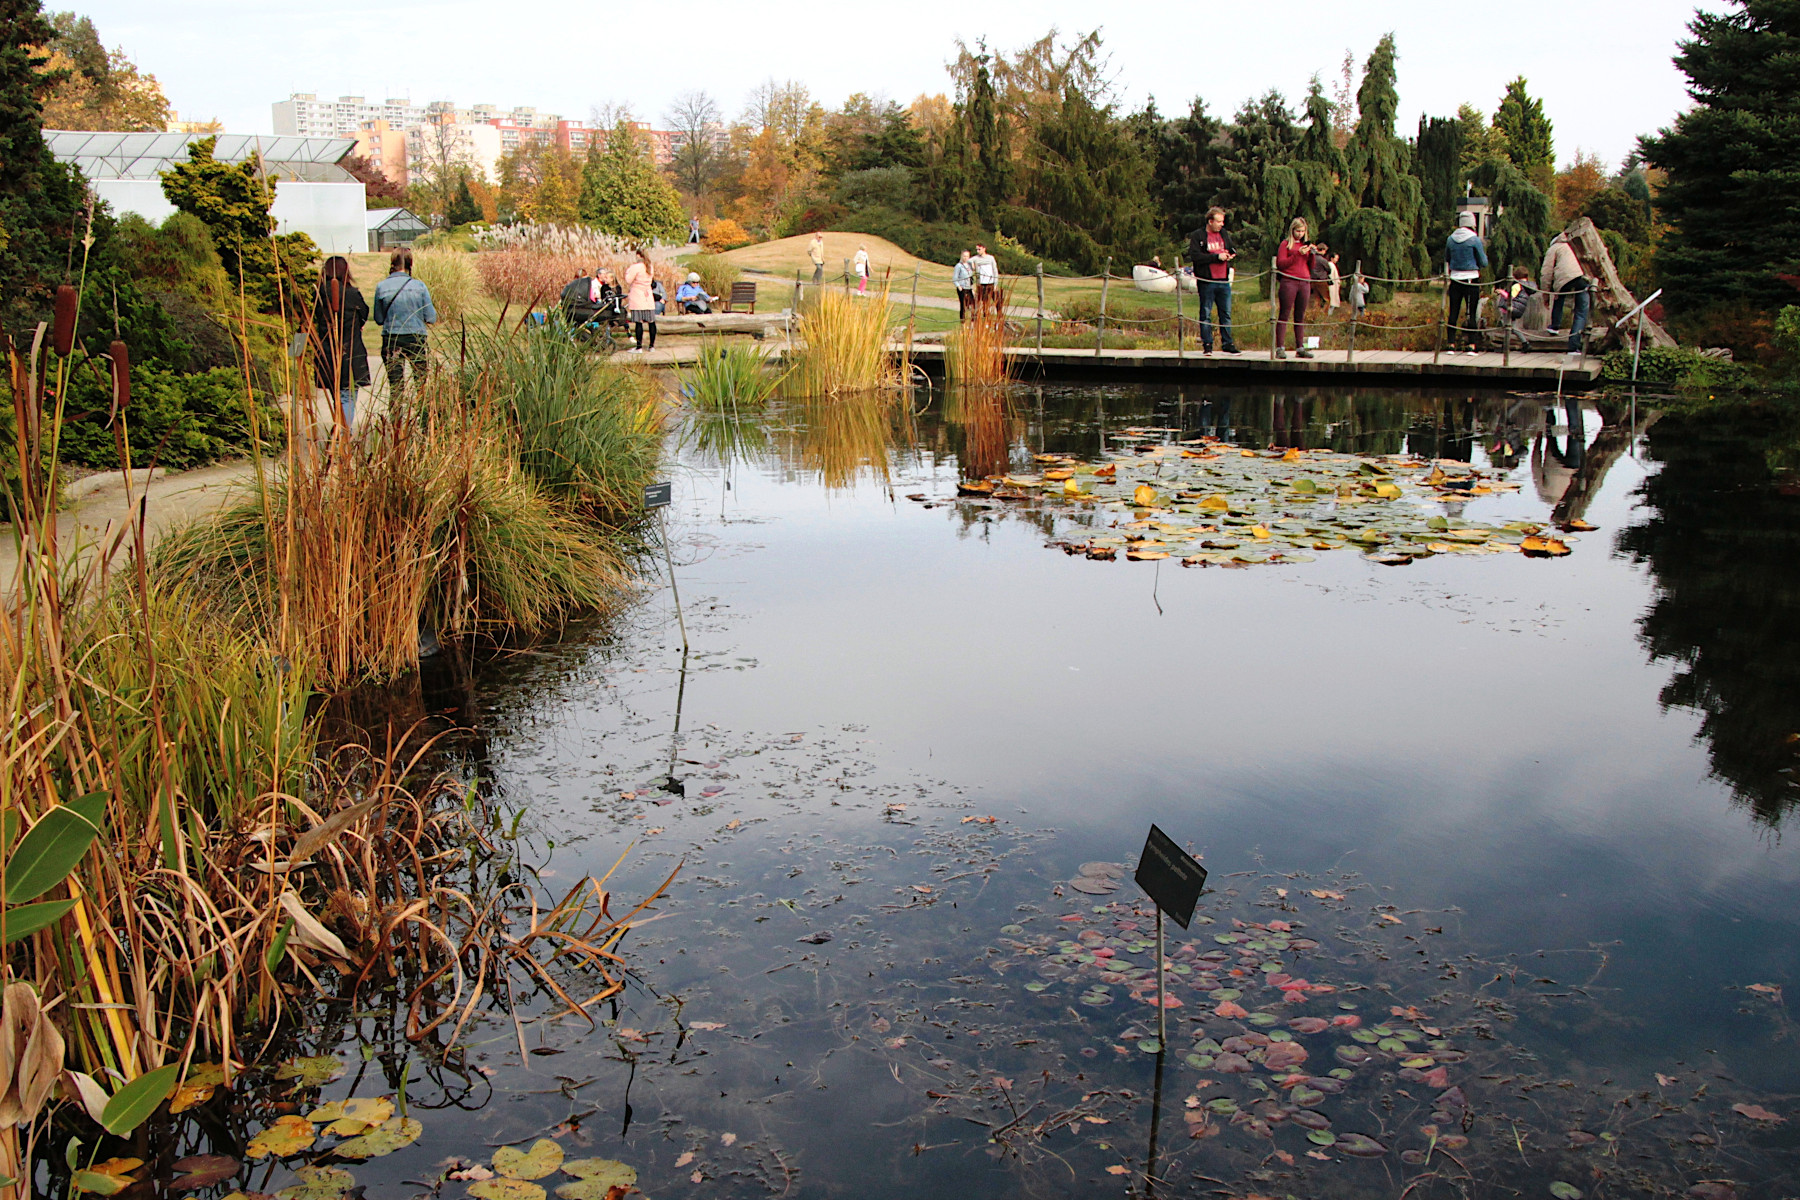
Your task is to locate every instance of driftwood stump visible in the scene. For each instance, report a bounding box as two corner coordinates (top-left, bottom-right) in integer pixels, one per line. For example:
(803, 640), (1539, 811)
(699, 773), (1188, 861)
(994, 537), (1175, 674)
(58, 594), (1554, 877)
(1563, 217), (1677, 349)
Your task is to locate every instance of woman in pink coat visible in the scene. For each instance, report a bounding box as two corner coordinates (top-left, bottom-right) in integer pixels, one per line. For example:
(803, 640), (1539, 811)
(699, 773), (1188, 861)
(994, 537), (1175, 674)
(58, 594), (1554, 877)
(624, 249), (657, 352)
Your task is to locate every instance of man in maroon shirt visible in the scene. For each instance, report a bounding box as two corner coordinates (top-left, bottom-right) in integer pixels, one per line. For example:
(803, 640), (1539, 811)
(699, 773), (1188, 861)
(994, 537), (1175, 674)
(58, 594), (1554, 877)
(1187, 207), (1238, 354)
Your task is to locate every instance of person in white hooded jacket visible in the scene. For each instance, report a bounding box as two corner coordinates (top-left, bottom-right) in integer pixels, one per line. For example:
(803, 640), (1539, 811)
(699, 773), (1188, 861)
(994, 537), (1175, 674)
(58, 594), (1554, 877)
(1539, 232), (1591, 354)
(1443, 212), (1488, 351)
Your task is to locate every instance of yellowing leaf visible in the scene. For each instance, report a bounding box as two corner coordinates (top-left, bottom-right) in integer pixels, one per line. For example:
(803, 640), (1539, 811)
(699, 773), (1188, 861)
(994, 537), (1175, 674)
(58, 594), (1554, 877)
(1521, 535), (1571, 557)
(1372, 482), (1401, 499)
(1132, 484), (1158, 506)
(247, 1114), (315, 1158)
(274, 1055), (345, 1089)
(1106, 1165), (1132, 1175)
(169, 1062), (227, 1114)
(1250, 525), (1271, 540)
(332, 1115), (421, 1159)
(274, 1166), (355, 1200)
(495, 1139), (565, 1180)
(468, 1181), (545, 1200)
(1198, 494), (1229, 510)
(309, 1095), (394, 1136)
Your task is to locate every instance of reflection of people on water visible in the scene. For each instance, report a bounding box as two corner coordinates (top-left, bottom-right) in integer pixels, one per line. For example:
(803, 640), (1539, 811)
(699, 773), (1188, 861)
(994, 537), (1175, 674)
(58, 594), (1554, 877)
(1484, 397), (1532, 470)
(1533, 398), (1586, 506)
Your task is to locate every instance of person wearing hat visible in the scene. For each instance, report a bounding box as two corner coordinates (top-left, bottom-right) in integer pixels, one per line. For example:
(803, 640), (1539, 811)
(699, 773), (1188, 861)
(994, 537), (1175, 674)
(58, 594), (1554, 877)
(675, 272), (717, 314)
(1444, 211), (1489, 353)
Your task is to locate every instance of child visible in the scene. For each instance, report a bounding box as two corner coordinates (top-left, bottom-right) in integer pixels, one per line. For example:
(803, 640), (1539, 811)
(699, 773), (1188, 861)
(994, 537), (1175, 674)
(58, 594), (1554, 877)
(1348, 272), (1370, 318)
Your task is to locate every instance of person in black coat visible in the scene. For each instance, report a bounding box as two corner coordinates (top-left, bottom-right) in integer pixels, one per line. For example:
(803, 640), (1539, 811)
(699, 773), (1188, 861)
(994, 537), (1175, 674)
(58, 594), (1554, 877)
(1187, 207), (1239, 354)
(310, 256), (371, 429)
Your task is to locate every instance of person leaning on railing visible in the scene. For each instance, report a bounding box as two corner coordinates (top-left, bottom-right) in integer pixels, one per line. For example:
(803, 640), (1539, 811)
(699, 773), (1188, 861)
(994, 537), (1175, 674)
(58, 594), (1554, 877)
(372, 247), (436, 396)
(1187, 206), (1239, 355)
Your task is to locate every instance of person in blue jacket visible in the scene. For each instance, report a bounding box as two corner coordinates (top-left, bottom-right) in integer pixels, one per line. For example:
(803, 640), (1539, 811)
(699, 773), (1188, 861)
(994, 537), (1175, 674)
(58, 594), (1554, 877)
(1444, 212), (1488, 352)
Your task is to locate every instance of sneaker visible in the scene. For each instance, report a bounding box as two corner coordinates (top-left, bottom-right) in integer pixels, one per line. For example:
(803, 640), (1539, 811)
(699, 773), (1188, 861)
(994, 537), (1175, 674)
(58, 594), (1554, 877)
(1274, 347), (1287, 360)
(1222, 345), (1240, 355)
(1202, 345), (1213, 355)
(1296, 348), (1315, 359)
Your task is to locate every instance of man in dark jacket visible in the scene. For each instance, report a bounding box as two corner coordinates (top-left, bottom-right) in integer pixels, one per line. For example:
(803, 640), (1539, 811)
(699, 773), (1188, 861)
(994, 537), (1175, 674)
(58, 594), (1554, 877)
(1188, 207), (1238, 354)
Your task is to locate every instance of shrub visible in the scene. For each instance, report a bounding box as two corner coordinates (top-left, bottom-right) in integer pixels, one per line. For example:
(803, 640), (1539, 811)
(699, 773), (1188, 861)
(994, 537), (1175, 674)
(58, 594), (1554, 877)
(826, 206), (1072, 275)
(412, 248), (480, 326)
(702, 218), (753, 252)
(835, 168), (915, 211)
(687, 253), (740, 300)
(1771, 305), (1800, 376)
(1664, 300), (1777, 365)
(1601, 345), (1760, 389)
(59, 365), (271, 470)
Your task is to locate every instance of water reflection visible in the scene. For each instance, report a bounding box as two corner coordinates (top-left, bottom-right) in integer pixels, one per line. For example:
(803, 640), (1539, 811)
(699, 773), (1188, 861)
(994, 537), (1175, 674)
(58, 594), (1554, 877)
(1618, 397), (1800, 827)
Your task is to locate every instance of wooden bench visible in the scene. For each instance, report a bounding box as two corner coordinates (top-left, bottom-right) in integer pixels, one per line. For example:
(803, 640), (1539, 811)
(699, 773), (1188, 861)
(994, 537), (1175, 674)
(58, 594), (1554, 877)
(722, 280), (758, 313)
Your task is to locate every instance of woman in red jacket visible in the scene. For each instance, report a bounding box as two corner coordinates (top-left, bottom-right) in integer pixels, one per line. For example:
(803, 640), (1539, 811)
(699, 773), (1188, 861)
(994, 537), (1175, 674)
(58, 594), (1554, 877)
(1274, 217), (1319, 360)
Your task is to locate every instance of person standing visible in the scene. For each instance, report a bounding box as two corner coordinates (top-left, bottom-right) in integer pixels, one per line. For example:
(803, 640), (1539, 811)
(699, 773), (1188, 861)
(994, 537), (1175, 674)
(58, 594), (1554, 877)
(1273, 217), (1317, 359)
(953, 249), (974, 321)
(372, 247), (436, 395)
(853, 244), (870, 296)
(808, 232), (826, 291)
(1309, 242), (1333, 309)
(971, 243), (1000, 316)
(625, 248), (658, 352)
(688, 215), (701, 244)
(1326, 252), (1342, 311)
(309, 255), (370, 430)
(1187, 207), (1238, 355)
(1444, 212), (1489, 352)
(1540, 231), (1591, 354)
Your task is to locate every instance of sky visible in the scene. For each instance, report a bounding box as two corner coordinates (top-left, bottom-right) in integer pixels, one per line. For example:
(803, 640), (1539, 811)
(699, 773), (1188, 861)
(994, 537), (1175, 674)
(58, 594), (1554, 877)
(84, 0), (1721, 170)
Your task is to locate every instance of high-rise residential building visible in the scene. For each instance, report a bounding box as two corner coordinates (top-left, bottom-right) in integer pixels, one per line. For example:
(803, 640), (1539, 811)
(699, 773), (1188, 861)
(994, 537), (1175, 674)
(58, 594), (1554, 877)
(352, 119), (408, 185)
(404, 118), (503, 186)
(272, 93), (428, 139)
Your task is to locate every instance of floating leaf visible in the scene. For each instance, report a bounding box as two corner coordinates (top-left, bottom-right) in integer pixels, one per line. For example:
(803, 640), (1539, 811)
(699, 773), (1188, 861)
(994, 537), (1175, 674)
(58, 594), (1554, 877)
(275, 1166), (355, 1200)
(468, 1181), (545, 1200)
(1136, 1040), (1161, 1054)
(72, 1159), (141, 1195)
(1334, 1133), (1387, 1157)
(274, 1056), (344, 1089)
(560, 1160), (637, 1187)
(1521, 535), (1571, 558)
(332, 1116), (420, 1159)
(246, 1115), (315, 1158)
(1306, 1130), (1336, 1146)
(1732, 1103), (1785, 1123)
(1549, 1184), (1584, 1200)
(169, 1062), (227, 1114)
(494, 1140), (565, 1180)
(308, 1096), (394, 1136)
(169, 1155), (238, 1191)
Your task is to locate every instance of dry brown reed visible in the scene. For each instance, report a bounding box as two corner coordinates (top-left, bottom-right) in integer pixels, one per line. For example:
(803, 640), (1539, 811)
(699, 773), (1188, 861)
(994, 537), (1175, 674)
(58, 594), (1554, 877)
(945, 310), (1016, 389)
(786, 284), (904, 398)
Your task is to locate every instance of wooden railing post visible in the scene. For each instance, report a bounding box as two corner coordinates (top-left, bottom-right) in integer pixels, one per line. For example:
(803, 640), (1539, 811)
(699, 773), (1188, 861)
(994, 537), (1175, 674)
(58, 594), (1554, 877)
(1096, 256), (1112, 357)
(1035, 263), (1045, 361)
(1174, 255), (1185, 361)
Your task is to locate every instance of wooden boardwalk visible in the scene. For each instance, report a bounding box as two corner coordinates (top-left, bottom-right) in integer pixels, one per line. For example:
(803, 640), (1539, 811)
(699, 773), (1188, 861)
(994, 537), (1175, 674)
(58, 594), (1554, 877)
(905, 344), (1603, 384)
(625, 339), (1603, 386)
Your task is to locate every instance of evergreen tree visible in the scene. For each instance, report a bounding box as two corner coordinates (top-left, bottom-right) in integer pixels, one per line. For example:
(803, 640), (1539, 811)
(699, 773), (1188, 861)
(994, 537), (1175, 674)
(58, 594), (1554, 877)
(159, 135), (318, 314)
(1260, 80), (1349, 264)
(578, 121), (687, 243)
(1341, 34), (1428, 296)
(444, 173), (482, 226)
(1002, 83), (1161, 274)
(1640, 0), (1800, 314)
(964, 51), (1012, 226)
(0, 0), (85, 338)
(1215, 91), (1298, 267)
(1493, 78), (1554, 194)
(1132, 96), (1226, 243)
(1415, 114), (1466, 261)
(1470, 158), (1553, 277)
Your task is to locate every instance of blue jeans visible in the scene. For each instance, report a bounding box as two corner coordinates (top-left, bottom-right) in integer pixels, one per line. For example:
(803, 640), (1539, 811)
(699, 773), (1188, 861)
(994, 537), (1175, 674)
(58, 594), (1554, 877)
(1196, 278), (1234, 349)
(1549, 287), (1590, 353)
(339, 386), (355, 427)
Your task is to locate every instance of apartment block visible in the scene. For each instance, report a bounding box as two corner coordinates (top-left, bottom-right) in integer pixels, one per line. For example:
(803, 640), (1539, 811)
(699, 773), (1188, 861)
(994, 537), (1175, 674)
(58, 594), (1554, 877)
(273, 93), (427, 139)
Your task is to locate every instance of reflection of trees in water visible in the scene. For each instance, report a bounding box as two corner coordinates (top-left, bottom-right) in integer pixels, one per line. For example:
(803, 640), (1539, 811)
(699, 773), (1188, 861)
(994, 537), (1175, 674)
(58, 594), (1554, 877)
(776, 393), (918, 491)
(1618, 400), (1800, 828)
(943, 387), (1018, 480)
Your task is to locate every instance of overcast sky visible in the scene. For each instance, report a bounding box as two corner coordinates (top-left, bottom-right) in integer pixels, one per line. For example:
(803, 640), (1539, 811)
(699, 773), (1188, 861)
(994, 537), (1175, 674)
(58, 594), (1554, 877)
(83, 0), (1718, 170)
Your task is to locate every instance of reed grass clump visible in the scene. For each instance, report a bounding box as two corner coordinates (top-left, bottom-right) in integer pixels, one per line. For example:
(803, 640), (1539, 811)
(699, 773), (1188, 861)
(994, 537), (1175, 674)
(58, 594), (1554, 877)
(945, 311), (1015, 389)
(411, 248), (481, 326)
(786, 287), (901, 397)
(682, 339), (783, 413)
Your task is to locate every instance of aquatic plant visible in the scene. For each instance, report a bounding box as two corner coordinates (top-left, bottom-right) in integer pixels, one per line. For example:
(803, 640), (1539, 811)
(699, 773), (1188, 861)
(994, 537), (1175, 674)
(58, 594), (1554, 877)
(944, 309), (1015, 390)
(681, 339), (784, 413)
(786, 287), (902, 397)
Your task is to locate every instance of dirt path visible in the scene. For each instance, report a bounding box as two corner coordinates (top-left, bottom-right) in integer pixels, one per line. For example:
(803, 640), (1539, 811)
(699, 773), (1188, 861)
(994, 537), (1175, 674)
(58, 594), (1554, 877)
(1, 460), (259, 597)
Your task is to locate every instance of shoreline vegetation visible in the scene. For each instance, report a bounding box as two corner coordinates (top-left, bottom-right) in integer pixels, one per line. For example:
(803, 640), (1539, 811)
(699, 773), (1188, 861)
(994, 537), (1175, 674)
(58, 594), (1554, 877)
(1, 219), (672, 1191)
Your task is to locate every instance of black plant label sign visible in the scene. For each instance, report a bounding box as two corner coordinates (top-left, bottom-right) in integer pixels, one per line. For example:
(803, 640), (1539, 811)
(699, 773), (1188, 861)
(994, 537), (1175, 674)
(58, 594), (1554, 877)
(643, 482), (673, 509)
(1134, 824), (1207, 929)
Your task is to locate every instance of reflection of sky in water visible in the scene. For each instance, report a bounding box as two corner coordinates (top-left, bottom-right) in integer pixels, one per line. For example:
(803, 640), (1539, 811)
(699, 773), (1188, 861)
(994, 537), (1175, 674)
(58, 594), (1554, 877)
(445, 386), (1800, 1193)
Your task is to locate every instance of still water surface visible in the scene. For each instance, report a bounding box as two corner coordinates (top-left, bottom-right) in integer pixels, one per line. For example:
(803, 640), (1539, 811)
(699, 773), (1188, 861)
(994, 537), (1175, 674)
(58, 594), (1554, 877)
(295, 386), (1800, 1198)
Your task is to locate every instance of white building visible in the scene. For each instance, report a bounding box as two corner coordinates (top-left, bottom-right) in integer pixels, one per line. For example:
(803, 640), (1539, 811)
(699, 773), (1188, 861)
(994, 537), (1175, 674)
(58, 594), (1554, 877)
(45, 131), (368, 255)
(273, 93), (428, 139)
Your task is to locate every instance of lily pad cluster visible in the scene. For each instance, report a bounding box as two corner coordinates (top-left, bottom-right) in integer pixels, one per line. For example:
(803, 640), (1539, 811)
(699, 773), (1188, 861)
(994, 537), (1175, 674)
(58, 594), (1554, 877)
(936, 433), (1584, 566)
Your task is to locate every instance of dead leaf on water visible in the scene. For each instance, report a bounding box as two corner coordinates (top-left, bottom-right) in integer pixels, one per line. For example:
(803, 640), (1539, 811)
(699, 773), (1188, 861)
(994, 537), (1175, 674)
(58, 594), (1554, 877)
(246, 1115), (315, 1158)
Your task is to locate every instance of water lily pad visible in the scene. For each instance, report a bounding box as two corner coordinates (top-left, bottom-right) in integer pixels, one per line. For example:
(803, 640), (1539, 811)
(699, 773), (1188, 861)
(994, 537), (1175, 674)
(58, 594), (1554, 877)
(274, 1056), (344, 1089)
(1137, 1039), (1161, 1054)
(1024, 982), (1048, 992)
(1306, 1130), (1336, 1146)
(308, 1096), (394, 1136)
(561, 1159), (637, 1187)
(332, 1116), (421, 1159)
(495, 1140), (565, 1180)
(1335, 1133), (1388, 1158)
(247, 1115), (315, 1158)
(169, 1155), (239, 1192)
(469, 1181), (545, 1200)
(275, 1167), (355, 1200)
(1549, 1184), (1583, 1200)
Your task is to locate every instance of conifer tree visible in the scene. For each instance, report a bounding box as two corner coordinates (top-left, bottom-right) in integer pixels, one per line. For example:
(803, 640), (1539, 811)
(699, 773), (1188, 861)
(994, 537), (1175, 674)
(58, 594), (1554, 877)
(579, 121), (686, 242)
(1492, 78), (1555, 195)
(1340, 34), (1428, 297)
(1215, 91), (1298, 268)
(444, 173), (482, 226)
(1640, 0), (1800, 314)
(963, 51), (1011, 227)
(1260, 80), (1349, 263)
(1131, 96), (1226, 244)
(160, 136), (318, 313)
(0, 0), (87, 337)
(1415, 114), (1466, 260)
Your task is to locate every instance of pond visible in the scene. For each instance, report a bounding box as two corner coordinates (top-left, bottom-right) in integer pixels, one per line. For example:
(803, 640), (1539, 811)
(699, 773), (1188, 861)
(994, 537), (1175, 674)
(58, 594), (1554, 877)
(227, 384), (1800, 1200)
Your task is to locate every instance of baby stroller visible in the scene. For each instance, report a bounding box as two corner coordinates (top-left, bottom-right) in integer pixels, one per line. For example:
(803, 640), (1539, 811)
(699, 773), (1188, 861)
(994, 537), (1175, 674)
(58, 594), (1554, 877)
(555, 275), (628, 350)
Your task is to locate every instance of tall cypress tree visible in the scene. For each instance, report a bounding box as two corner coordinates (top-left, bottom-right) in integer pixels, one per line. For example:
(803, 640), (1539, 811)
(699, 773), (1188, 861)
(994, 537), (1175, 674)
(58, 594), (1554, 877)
(1261, 79), (1349, 262)
(1215, 91), (1298, 268)
(1640, 0), (1800, 314)
(1492, 78), (1555, 195)
(964, 52), (1011, 227)
(1132, 96), (1226, 244)
(1415, 114), (1466, 263)
(1339, 34), (1428, 297)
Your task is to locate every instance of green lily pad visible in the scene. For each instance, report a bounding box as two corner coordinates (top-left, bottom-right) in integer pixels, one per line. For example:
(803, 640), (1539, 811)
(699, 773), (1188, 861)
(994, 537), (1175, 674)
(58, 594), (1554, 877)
(469, 1182), (545, 1200)
(275, 1167), (355, 1200)
(273, 1056), (344, 1089)
(1024, 982), (1049, 992)
(1307, 1130), (1337, 1146)
(558, 1159), (638, 1194)
(1549, 1185), (1583, 1200)
(331, 1116), (421, 1160)
(495, 1140), (565, 1181)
